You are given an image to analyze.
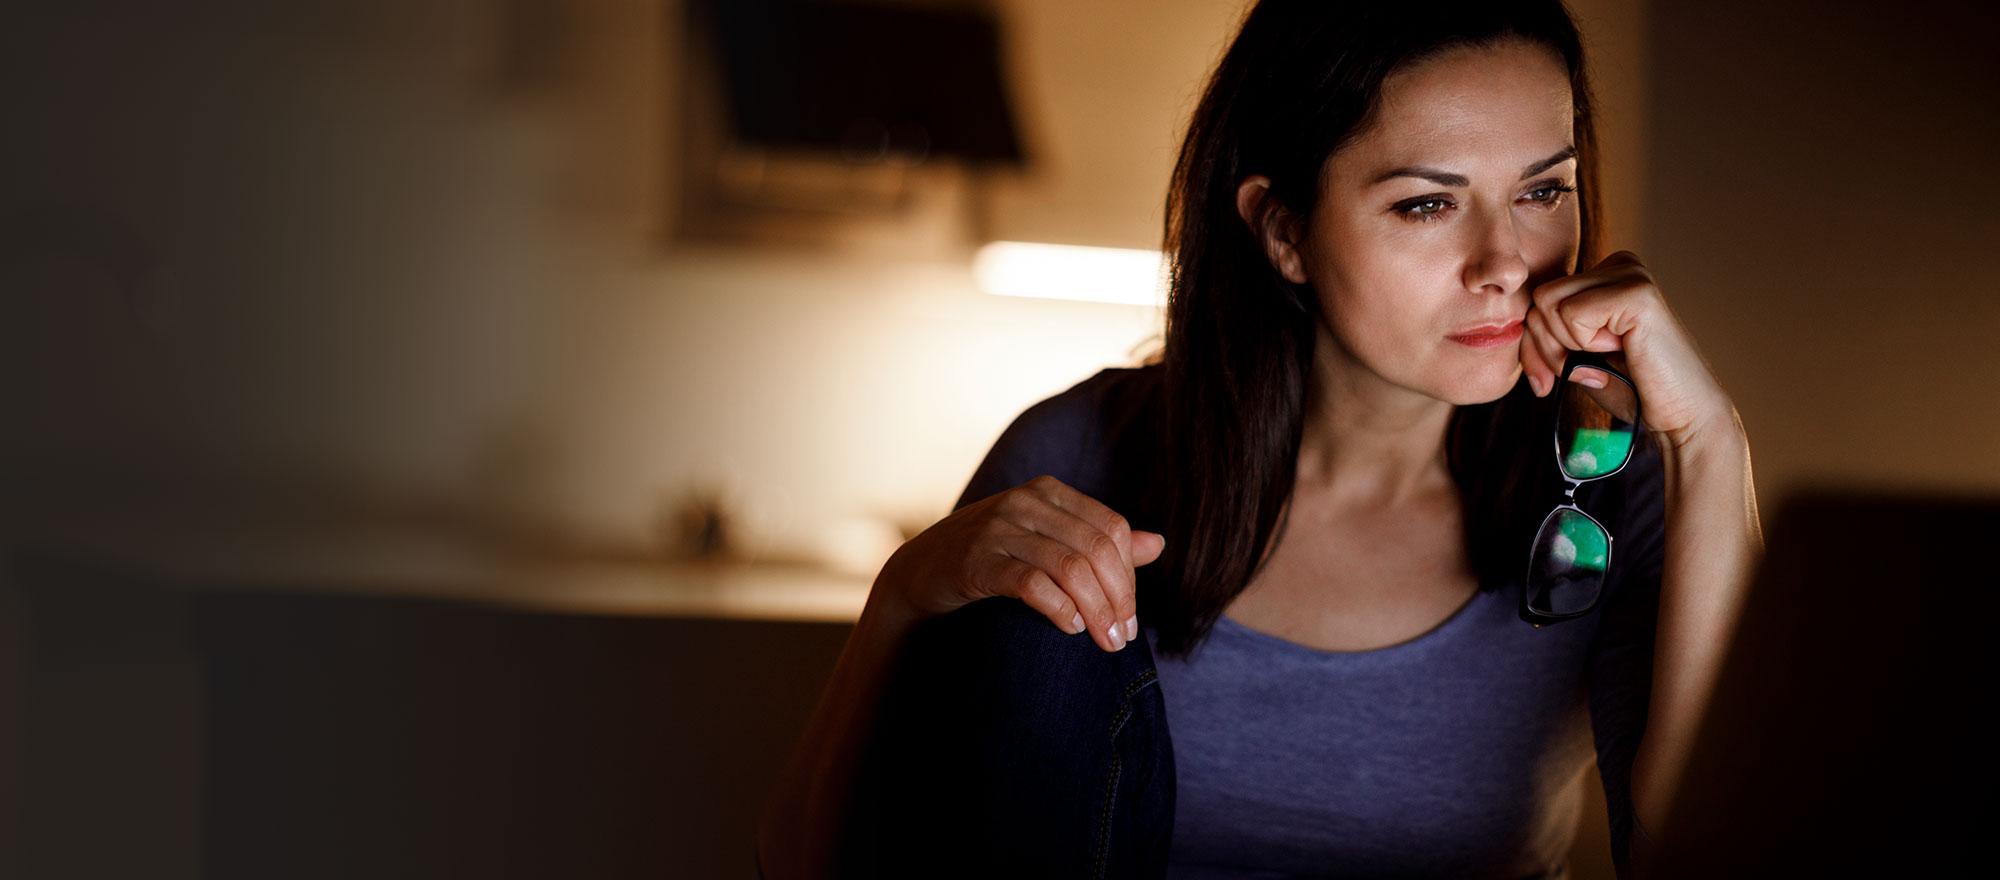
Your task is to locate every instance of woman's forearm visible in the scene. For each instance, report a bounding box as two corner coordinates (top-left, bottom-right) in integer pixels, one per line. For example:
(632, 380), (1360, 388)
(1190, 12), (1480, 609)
(756, 572), (925, 879)
(1629, 405), (1765, 869)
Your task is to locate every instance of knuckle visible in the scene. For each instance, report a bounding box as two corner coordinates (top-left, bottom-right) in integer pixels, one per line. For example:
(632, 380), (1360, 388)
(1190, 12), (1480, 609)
(1056, 551), (1093, 585)
(954, 555), (983, 598)
(1107, 512), (1131, 537)
(1085, 531), (1120, 564)
(1042, 585), (1073, 615)
(1007, 562), (1042, 598)
(972, 515), (1005, 541)
(992, 489), (1029, 516)
(1048, 597), (1081, 631)
(1111, 575), (1135, 611)
(972, 521), (1012, 554)
(1020, 583), (1054, 615)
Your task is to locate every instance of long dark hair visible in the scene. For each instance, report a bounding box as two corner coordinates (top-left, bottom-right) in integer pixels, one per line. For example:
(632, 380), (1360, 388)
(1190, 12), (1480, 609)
(1135, 0), (1604, 660)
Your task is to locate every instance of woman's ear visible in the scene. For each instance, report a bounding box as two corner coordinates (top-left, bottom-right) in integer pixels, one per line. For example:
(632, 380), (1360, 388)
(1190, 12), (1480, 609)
(1235, 175), (1309, 285)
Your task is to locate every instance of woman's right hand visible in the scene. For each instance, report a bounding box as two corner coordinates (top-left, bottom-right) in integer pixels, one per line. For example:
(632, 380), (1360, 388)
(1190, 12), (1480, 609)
(875, 475), (1167, 653)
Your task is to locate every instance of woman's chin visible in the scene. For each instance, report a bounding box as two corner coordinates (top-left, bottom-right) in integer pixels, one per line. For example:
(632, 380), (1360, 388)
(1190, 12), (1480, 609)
(1441, 368), (1525, 406)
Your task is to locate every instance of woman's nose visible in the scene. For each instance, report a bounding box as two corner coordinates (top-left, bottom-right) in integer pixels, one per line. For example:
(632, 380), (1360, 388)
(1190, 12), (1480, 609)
(1463, 210), (1531, 295)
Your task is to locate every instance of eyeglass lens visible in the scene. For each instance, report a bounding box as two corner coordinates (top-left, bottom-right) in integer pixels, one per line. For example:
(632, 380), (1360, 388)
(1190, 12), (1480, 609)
(1527, 365), (1640, 617)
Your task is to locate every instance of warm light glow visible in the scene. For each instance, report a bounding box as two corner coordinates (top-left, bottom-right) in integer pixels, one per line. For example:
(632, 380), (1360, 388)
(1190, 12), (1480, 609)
(972, 241), (1169, 307)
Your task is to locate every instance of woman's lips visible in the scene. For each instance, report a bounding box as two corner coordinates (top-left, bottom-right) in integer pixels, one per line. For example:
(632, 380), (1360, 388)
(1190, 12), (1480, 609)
(1446, 319), (1524, 348)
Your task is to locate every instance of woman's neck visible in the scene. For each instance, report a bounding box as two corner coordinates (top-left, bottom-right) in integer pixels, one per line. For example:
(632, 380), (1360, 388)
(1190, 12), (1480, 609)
(1297, 340), (1457, 510)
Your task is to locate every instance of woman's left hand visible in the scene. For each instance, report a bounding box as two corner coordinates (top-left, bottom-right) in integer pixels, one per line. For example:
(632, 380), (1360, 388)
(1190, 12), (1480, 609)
(1518, 250), (1739, 450)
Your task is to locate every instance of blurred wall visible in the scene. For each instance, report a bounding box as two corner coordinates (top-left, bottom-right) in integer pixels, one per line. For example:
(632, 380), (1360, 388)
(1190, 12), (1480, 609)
(1643, 0), (2000, 504)
(0, 0), (1188, 564)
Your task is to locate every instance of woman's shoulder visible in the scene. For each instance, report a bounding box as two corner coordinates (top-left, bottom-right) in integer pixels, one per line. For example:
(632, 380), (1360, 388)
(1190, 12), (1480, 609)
(1012, 363), (1161, 452)
(952, 362), (1163, 511)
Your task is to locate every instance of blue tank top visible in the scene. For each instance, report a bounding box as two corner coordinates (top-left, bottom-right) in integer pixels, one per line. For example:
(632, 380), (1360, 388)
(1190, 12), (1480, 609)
(1148, 573), (1602, 878)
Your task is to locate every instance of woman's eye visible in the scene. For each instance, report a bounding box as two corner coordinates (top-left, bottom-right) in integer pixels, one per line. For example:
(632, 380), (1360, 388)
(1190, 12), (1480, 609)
(1396, 198), (1452, 222)
(1525, 183), (1579, 206)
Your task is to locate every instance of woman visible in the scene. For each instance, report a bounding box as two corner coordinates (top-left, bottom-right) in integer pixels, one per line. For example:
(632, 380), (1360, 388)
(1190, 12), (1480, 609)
(759, 1), (1763, 877)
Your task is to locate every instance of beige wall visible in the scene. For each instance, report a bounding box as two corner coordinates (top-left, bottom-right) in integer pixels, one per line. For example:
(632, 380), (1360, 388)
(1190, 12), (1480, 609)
(2, 0), (1238, 563)
(1641, 0), (2000, 507)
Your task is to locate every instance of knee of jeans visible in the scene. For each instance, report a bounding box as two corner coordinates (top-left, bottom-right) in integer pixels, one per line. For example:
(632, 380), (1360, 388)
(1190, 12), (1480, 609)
(928, 597), (1106, 667)
(920, 595), (1052, 650)
(905, 597), (1130, 708)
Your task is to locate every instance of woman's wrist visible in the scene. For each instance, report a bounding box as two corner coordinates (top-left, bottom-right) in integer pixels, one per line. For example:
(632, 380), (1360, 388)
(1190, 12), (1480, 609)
(1660, 395), (1748, 459)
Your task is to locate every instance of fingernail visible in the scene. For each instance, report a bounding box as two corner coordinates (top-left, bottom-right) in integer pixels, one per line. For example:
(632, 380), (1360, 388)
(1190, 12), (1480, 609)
(1070, 612), (1085, 635)
(1123, 615), (1137, 642)
(1108, 624), (1126, 651)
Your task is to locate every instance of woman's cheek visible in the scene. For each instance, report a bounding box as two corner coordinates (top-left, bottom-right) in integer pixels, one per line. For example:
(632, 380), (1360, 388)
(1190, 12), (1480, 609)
(1526, 210), (1581, 273)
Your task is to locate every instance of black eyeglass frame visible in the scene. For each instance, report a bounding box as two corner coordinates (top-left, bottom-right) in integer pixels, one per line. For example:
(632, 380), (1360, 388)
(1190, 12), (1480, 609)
(1520, 350), (1642, 629)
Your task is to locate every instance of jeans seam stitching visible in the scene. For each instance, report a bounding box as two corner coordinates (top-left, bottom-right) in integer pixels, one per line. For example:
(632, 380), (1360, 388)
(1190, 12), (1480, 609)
(1094, 669), (1159, 878)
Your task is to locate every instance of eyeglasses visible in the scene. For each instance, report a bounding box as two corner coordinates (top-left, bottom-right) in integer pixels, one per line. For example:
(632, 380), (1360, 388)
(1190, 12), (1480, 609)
(1521, 350), (1641, 628)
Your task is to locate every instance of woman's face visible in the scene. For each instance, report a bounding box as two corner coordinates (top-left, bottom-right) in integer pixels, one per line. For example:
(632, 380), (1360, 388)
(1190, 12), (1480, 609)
(1287, 38), (1582, 406)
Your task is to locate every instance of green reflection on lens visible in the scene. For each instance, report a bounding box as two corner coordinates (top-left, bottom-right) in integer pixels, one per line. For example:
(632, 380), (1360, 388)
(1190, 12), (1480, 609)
(1554, 511), (1609, 573)
(1563, 427), (1633, 479)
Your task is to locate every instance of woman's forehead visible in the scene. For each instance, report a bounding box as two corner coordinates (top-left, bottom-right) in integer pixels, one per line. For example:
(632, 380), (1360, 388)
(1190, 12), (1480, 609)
(1381, 38), (1571, 106)
(1333, 47), (1574, 185)
(1384, 42), (1569, 136)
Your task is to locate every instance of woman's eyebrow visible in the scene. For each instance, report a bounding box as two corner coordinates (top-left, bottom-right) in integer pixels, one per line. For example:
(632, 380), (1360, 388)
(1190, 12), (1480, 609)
(1369, 145), (1577, 188)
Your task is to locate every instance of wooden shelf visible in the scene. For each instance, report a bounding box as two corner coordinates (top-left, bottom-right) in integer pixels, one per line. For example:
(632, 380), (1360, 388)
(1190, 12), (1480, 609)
(14, 509), (877, 624)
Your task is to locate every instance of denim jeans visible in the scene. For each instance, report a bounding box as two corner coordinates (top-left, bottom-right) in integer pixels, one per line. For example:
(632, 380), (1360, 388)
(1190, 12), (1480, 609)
(838, 596), (1176, 878)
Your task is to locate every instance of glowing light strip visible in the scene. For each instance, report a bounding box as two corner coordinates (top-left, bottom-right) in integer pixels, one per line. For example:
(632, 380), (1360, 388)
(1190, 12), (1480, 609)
(972, 241), (1169, 307)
